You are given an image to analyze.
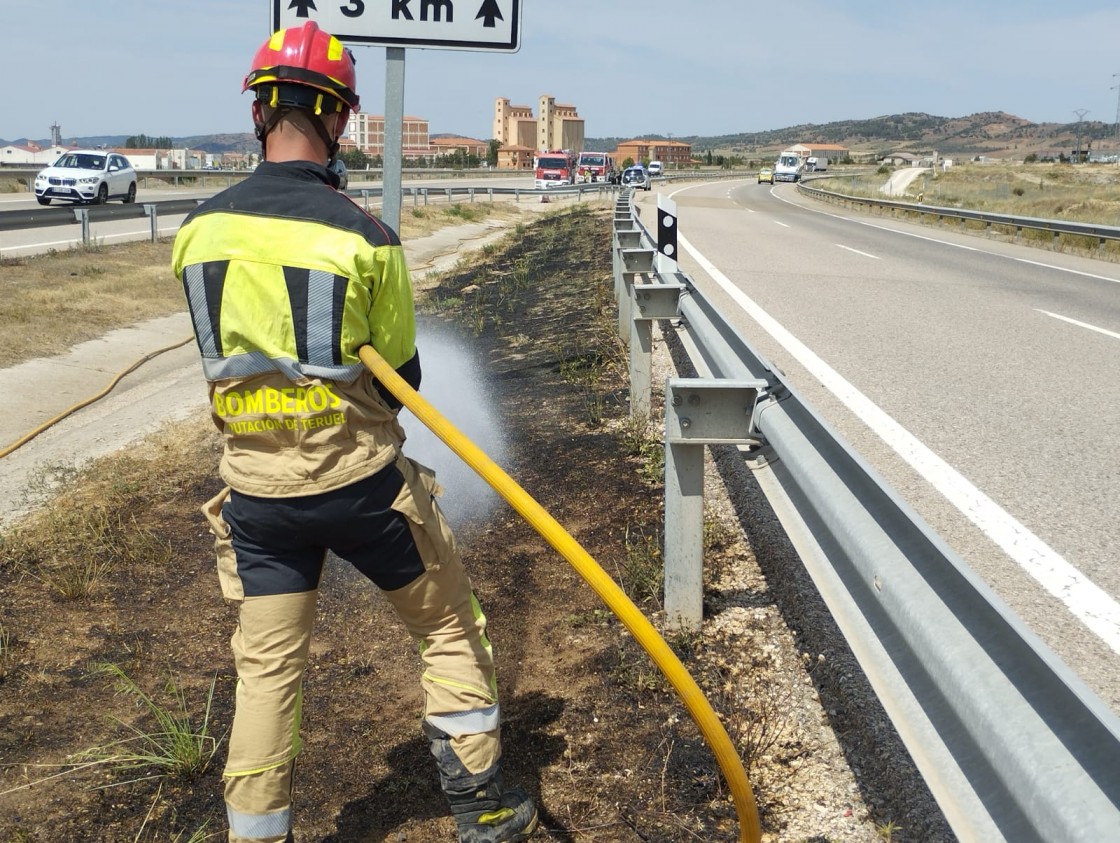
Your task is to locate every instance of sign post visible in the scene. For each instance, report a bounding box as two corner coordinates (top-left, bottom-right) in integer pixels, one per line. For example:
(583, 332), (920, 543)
(270, 0), (523, 233)
(383, 48), (406, 234)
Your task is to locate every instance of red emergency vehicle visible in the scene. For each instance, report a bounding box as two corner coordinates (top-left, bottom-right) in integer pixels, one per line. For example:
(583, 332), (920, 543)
(534, 150), (576, 190)
(576, 151), (617, 184)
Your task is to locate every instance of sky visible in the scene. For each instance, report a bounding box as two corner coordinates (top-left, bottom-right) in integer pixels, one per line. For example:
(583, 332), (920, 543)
(4, 0), (1120, 144)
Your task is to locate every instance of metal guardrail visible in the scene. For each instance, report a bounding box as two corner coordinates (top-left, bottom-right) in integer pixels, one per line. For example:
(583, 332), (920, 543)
(611, 187), (1120, 841)
(0, 185), (617, 247)
(798, 179), (1120, 250)
(0, 170), (741, 247)
(0, 165), (747, 192)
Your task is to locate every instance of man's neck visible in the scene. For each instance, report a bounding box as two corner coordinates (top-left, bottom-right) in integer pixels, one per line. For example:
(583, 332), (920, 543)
(265, 121), (329, 165)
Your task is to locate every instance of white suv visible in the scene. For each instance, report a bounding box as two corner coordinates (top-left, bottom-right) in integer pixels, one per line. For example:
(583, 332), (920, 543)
(34, 150), (137, 206)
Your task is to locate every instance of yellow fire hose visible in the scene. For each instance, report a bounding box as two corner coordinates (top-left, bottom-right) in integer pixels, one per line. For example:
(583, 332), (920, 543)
(358, 345), (761, 843)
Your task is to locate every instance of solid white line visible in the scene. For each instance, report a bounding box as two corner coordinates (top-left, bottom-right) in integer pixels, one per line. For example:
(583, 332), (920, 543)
(773, 220), (790, 228)
(679, 232), (1120, 655)
(1037, 309), (1120, 340)
(1018, 258), (1120, 286)
(837, 244), (880, 259)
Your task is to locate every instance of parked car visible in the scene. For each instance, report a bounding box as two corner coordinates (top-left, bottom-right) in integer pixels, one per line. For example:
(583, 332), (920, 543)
(34, 150), (137, 206)
(758, 166), (774, 184)
(621, 166), (651, 191)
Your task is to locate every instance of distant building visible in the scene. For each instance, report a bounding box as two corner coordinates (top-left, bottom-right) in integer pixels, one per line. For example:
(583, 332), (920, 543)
(497, 144), (534, 170)
(493, 99), (536, 149)
(0, 141), (55, 165)
(613, 139), (692, 168)
(492, 94), (585, 170)
(430, 136), (490, 159)
(536, 95), (583, 153)
(800, 142), (849, 162)
(345, 113), (433, 158)
(880, 151), (923, 166)
(0, 142), (212, 169)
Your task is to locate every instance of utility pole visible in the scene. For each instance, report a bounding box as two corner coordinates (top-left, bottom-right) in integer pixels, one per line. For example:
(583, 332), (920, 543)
(1073, 108), (1090, 163)
(1112, 73), (1120, 164)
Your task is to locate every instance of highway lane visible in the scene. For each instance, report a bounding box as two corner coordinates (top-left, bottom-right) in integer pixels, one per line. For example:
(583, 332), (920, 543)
(639, 178), (1120, 713)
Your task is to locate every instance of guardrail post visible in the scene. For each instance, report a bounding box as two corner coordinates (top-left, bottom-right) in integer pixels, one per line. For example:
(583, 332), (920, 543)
(72, 208), (91, 245)
(613, 230), (641, 302)
(143, 204), (159, 242)
(422, 188), (429, 206)
(445, 188), (452, 203)
(487, 188), (493, 202)
(618, 248), (655, 344)
(664, 379), (764, 630)
(629, 284), (683, 418)
(469, 187), (475, 203)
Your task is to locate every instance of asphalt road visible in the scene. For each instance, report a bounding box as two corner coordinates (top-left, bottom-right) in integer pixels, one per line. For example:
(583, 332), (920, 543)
(637, 179), (1120, 714)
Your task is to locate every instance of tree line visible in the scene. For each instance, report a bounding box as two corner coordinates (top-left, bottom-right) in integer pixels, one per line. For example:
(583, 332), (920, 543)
(124, 134), (174, 149)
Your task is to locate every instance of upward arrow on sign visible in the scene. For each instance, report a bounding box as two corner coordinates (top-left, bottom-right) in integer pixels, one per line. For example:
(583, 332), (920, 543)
(476, 0), (503, 27)
(289, 0), (317, 18)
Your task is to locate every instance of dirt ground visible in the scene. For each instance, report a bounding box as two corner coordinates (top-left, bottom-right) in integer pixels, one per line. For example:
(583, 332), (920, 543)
(0, 204), (952, 842)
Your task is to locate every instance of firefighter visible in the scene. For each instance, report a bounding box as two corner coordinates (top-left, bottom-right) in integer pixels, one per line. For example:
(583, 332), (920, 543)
(171, 21), (538, 843)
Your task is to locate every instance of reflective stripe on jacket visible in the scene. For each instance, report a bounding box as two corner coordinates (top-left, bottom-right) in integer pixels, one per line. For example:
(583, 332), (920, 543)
(172, 161), (421, 497)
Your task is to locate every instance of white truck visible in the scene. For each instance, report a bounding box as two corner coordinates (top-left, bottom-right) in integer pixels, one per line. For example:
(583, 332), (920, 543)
(806, 156), (827, 172)
(773, 151), (805, 182)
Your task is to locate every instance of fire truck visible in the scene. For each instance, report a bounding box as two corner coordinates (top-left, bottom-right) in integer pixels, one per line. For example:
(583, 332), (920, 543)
(534, 150), (577, 190)
(575, 151), (618, 184)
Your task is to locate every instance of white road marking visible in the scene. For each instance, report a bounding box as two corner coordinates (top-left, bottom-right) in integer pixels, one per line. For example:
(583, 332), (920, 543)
(678, 231), (1120, 655)
(773, 220), (790, 228)
(766, 184), (1120, 283)
(1037, 309), (1120, 340)
(836, 244), (880, 259)
(0, 225), (181, 255)
(1018, 258), (1120, 286)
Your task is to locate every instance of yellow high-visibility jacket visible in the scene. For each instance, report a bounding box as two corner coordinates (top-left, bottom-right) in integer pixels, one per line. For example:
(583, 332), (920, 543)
(172, 160), (421, 497)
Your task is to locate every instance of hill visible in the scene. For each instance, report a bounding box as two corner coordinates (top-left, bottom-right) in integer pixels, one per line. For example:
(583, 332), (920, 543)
(4, 112), (1116, 160)
(0, 133), (260, 155)
(588, 111), (1118, 159)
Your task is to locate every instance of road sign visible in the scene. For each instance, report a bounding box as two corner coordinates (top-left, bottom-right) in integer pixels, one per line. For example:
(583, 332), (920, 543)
(272, 0), (522, 52)
(657, 194), (678, 271)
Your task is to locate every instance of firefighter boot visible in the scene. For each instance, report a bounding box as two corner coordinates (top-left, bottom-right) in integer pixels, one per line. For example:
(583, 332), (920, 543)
(425, 724), (538, 843)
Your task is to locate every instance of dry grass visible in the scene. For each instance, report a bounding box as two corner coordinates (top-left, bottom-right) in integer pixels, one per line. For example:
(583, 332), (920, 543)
(0, 201), (536, 370)
(0, 418), (218, 596)
(0, 241), (184, 367)
(398, 199), (527, 238)
(821, 161), (1120, 224)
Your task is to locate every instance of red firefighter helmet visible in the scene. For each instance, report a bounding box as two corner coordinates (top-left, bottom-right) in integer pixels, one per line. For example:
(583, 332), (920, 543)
(243, 21), (359, 114)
